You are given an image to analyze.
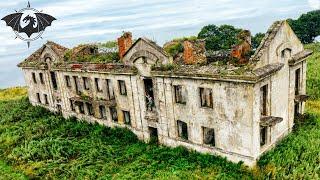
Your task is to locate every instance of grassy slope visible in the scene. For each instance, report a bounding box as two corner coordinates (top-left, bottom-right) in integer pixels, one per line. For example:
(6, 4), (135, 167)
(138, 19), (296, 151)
(0, 44), (319, 179)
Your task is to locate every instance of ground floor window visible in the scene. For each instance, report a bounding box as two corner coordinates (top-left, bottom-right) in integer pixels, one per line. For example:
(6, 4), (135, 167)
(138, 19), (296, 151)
(99, 105), (107, 119)
(86, 102), (94, 116)
(44, 94), (49, 105)
(177, 120), (188, 140)
(110, 107), (118, 122)
(70, 100), (75, 112)
(123, 111), (131, 125)
(36, 93), (41, 103)
(203, 127), (215, 146)
(260, 126), (268, 147)
(79, 102), (85, 114)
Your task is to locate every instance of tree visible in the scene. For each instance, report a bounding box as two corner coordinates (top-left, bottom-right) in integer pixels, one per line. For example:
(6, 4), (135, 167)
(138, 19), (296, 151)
(252, 33), (265, 49)
(198, 24), (242, 51)
(288, 10), (320, 44)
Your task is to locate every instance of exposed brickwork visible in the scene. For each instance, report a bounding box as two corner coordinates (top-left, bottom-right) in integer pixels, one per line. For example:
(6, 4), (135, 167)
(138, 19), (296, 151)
(231, 30), (252, 64)
(118, 32), (133, 59)
(183, 40), (206, 65)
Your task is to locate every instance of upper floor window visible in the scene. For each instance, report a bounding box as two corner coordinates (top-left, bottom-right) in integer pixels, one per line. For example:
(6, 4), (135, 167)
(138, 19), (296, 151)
(260, 85), (268, 116)
(39, 73), (45, 84)
(50, 71), (58, 90)
(95, 78), (103, 92)
(73, 76), (79, 94)
(106, 79), (115, 100)
(203, 127), (215, 147)
(32, 72), (37, 84)
(65, 76), (71, 88)
(200, 88), (213, 108)
(281, 48), (292, 61)
(177, 120), (188, 140)
(118, 80), (127, 95)
(174, 85), (186, 104)
(295, 68), (301, 95)
(83, 77), (90, 90)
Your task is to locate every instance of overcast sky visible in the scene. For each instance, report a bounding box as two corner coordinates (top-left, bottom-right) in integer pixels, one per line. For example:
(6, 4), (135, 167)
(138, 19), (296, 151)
(0, 0), (318, 88)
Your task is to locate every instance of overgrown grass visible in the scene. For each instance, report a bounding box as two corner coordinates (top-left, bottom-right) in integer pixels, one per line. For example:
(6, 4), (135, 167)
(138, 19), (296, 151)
(305, 43), (320, 99)
(0, 87), (27, 101)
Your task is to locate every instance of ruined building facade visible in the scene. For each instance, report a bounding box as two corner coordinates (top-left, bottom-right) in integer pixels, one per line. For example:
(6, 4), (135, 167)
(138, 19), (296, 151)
(18, 21), (312, 166)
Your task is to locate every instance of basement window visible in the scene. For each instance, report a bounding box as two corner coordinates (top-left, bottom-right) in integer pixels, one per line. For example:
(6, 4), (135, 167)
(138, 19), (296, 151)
(83, 77), (90, 90)
(200, 88), (213, 108)
(79, 102), (85, 114)
(95, 78), (103, 92)
(260, 85), (268, 116)
(260, 126), (268, 147)
(86, 102), (94, 116)
(123, 111), (131, 125)
(39, 73), (44, 84)
(36, 93), (41, 103)
(118, 80), (127, 95)
(177, 120), (188, 140)
(203, 127), (215, 147)
(110, 107), (118, 122)
(99, 105), (107, 119)
(65, 76), (71, 88)
(174, 85), (186, 104)
(32, 72), (37, 83)
(44, 94), (49, 105)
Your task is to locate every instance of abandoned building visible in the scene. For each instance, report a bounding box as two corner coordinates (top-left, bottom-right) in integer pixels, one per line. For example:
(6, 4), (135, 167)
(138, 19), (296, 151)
(18, 20), (312, 166)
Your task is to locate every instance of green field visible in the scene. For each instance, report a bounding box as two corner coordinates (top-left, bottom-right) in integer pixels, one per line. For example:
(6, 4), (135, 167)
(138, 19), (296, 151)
(0, 44), (319, 179)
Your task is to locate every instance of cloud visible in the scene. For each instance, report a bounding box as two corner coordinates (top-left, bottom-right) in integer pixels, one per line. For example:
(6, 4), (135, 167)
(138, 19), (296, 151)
(308, 0), (320, 9)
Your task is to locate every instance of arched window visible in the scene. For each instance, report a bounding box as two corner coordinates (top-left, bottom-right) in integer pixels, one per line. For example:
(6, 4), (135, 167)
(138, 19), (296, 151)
(281, 48), (292, 61)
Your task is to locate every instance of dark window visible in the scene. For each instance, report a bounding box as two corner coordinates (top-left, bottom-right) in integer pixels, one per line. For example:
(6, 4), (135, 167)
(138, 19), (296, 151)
(294, 103), (300, 117)
(203, 127), (215, 146)
(118, 80), (127, 95)
(83, 77), (90, 90)
(95, 78), (103, 92)
(110, 107), (118, 122)
(149, 127), (158, 143)
(106, 79), (114, 100)
(73, 76), (79, 94)
(260, 126), (267, 147)
(32, 72), (37, 83)
(174, 85), (186, 104)
(70, 99), (75, 111)
(36, 93), (41, 103)
(200, 88), (213, 108)
(144, 79), (155, 111)
(99, 105), (107, 119)
(177, 120), (188, 140)
(65, 76), (71, 87)
(281, 48), (292, 60)
(44, 94), (49, 105)
(79, 102), (85, 114)
(123, 111), (131, 125)
(50, 71), (58, 90)
(295, 68), (301, 95)
(260, 85), (268, 116)
(57, 104), (62, 113)
(39, 73), (45, 84)
(86, 102), (94, 116)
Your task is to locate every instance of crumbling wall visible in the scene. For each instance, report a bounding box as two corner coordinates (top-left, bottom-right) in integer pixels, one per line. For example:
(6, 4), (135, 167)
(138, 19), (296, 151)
(183, 40), (207, 65)
(118, 32), (133, 59)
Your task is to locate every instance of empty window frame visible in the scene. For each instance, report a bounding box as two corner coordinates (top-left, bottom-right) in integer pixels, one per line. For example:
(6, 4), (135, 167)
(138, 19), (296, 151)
(99, 105), (107, 119)
(200, 88), (213, 108)
(118, 80), (127, 95)
(281, 48), (292, 60)
(65, 76), (71, 88)
(260, 85), (268, 116)
(203, 127), (215, 146)
(123, 111), (131, 125)
(110, 107), (118, 122)
(50, 71), (58, 90)
(83, 77), (90, 90)
(44, 94), (49, 105)
(174, 85), (186, 104)
(32, 72), (37, 83)
(86, 102), (94, 116)
(36, 93), (41, 103)
(177, 120), (188, 140)
(39, 73), (45, 84)
(106, 79), (115, 100)
(70, 99), (75, 112)
(260, 126), (268, 147)
(73, 76), (79, 93)
(95, 78), (103, 92)
(295, 68), (301, 95)
(79, 102), (85, 114)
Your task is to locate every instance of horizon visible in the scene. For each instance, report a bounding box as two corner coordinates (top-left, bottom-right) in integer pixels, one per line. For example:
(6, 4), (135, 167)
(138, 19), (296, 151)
(0, 0), (318, 88)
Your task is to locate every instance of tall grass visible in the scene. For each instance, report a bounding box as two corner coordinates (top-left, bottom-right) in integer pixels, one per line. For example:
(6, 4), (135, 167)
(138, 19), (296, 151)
(305, 43), (320, 100)
(0, 87), (27, 101)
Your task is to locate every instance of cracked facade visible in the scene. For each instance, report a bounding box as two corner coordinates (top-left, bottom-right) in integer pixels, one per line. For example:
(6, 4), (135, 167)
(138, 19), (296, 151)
(18, 21), (312, 166)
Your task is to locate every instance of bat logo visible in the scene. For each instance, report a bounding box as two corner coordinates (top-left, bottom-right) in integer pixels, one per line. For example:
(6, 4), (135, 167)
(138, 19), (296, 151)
(1, 1), (56, 47)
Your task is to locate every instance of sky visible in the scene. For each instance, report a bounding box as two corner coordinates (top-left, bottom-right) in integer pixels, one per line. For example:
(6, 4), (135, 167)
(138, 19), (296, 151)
(0, 0), (318, 88)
